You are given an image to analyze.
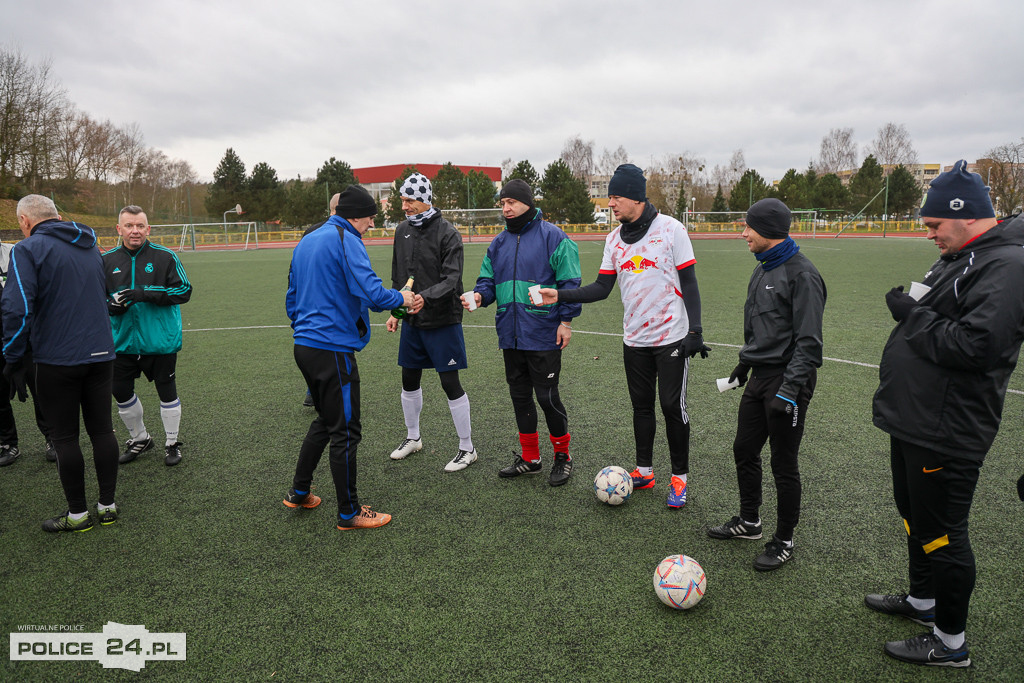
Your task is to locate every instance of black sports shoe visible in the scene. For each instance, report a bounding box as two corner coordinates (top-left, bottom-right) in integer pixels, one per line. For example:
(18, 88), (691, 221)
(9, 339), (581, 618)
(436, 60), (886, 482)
(96, 503), (119, 526)
(884, 633), (970, 667)
(707, 516), (763, 540)
(865, 593), (935, 627)
(42, 511), (94, 533)
(302, 390), (314, 407)
(549, 452), (572, 487)
(164, 442), (183, 466)
(119, 436), (154, 464)
(754, 538), (794, 571)
(45, 440), (57, 462)
(0, 444), (20, 467)
(498, 454), (542, 478)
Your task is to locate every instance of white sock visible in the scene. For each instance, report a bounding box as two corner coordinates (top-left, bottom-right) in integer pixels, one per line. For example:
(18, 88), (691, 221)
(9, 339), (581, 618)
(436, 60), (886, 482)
(160, 399), (181, 445)
(907, 595), (936, 611)
(671, 473), (688, 484)
(744, 518), (761, 527)
(117, 395), (148, 441)
(447, 393), (473, 451)
(97, 502), (116, 512)
(933, 626), (965, 650)
(69, 510), (88, 521)
(638, 466), (653, 476)
(401, 389), (423, 440)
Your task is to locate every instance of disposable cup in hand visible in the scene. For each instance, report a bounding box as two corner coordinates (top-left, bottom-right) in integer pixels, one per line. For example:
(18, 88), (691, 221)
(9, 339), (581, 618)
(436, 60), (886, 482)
(528, 285), (543, 305)
(908, 281), (931, 301)
(462, 291), (477, 311)
(717, 377), (740, 393)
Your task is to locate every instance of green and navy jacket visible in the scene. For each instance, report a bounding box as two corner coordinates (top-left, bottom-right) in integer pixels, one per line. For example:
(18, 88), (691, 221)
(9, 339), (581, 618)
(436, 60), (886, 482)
(103, 240), (192, 355)
(473, 210), (581, 350)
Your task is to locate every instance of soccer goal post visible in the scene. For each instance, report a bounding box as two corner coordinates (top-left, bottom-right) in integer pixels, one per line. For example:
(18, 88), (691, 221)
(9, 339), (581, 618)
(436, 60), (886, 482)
(148, 222), (260, 251)
(685, 210), (822, 236)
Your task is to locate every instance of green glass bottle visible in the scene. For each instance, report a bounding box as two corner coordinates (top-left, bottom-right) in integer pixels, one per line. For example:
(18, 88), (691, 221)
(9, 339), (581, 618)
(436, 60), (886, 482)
(391, 276), (415, 319)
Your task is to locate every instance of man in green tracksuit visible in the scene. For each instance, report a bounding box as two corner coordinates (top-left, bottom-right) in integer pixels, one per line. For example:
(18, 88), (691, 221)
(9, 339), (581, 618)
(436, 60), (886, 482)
(104, 205), (193, 466)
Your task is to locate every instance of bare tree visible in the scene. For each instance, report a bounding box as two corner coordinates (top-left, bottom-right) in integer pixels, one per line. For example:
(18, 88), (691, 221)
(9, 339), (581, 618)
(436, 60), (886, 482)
(710, 148), (746, 195)
(865, 123), (918, 170)
(53, 108), (91, 183)
(559, 134), (594, 181)
(816, 128), (858, 174)
(499, 157), (515, 181)
(596, 145), (630, 176)
(115, 122), (146, 204)
(83, 118), (120, 182)
(979, 139), (1024, 215)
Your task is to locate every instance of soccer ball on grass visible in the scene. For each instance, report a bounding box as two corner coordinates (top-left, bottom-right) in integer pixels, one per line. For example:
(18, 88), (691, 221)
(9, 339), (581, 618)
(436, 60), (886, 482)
(653, 554), (706, 610)
(593, 466), (633, 505)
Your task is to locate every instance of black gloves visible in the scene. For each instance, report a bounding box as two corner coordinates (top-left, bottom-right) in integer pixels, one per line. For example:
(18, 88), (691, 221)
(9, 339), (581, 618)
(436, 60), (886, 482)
(682, 329), (711, 359)
(769, 394), (796, 417)
(3, 359), (27, 402)
(885, 285), (919, 322)
(116, 289), (146, 305)
(729, 363), (750, 387)
(108, 299), (128, 316)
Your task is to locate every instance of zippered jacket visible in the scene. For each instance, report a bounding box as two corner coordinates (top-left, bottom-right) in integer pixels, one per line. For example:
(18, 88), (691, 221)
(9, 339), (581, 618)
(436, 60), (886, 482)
(287, 215), (403, 353)
(873, 216), (1024, 456)
(104, 240), (192, 355)
(391, 212), (464, 329)
(2, 219), (115, 366)
(473, 211), (581, 350)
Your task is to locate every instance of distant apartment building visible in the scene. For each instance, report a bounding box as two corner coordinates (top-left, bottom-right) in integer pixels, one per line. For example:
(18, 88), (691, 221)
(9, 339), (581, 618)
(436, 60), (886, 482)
(353, 164), (502, 202)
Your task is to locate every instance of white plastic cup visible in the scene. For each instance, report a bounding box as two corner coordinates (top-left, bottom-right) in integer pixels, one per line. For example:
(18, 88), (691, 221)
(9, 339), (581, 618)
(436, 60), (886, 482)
(908, 281), (931, 301)
(717, 377), (740, 393)
(528, 285), (543, 305)
(462, 291), (478, 311)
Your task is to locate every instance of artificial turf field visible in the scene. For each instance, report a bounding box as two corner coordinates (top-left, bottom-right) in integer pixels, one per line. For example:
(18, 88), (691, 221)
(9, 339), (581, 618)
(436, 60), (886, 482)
(1, 234), (1022, 682)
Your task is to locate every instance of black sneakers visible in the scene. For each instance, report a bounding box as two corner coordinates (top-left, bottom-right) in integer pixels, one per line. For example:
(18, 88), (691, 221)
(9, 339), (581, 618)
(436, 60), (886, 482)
(0, 444), (20, 467)
(498, 454), (542, 478)
(753, 538), (794, 571)
(42, 511), (94, 533)
(45, 440), (57, 462)
(707, 516), (763, 540)
(549, 452), (572, 487)
(864, 593), (935, 626)
(164, 442), (183, 466)
(119, 436), (154, 464)
(884, 633), (970, 667)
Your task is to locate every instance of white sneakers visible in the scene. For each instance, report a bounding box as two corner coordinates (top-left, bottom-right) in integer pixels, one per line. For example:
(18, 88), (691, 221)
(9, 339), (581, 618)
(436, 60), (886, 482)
(445, 448), (478, 472)
(389, 438), (423, 460)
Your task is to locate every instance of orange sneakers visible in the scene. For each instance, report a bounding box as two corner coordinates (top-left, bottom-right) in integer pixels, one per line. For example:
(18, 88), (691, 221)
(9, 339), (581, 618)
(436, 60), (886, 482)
(337, 505), (392, 530)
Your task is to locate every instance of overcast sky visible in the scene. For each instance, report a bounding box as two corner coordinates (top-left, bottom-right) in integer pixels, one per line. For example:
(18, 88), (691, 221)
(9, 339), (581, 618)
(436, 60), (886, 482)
(4, 0), (1021, 183)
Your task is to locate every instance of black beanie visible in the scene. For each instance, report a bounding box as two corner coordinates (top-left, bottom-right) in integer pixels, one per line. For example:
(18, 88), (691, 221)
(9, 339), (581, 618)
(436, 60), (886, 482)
(499, 179), (535, 208)
(607, 164), (647, 202)
(745, 198), (791, 239)
(335, 185), (377, 219)
(919, 160), (995, 219)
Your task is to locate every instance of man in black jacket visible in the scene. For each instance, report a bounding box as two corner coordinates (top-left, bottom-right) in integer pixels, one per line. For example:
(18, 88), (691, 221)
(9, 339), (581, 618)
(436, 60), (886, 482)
(866, 161), (1024, 668)
(385, 173), (476, 473)
(706, 198), (825, 572)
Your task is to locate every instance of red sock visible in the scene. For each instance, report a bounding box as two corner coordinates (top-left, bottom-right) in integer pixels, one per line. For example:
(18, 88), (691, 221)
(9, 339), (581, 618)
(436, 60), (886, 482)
(550, 433), (571, 460)
(519, 433), (540, 462)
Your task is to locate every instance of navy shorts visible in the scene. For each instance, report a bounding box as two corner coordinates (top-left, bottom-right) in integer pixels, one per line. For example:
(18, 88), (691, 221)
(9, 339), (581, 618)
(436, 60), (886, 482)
(398, 323), (468, 372)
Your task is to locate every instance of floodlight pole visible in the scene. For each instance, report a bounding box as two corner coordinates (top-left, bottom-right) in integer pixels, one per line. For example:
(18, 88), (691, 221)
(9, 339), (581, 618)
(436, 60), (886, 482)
(223, 204), (242, 246)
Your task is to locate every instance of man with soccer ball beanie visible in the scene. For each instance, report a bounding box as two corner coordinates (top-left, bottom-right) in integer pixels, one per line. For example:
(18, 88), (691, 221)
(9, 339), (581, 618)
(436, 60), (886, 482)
(867, 161), (1024, 667)
(706, 198), (825, 571)
(539, 164), (710, 507)
(105, 205), (192, 466)
(464, 179), (581, 486)
(385, 173), (477, 473)
(284, 185), (417, 530)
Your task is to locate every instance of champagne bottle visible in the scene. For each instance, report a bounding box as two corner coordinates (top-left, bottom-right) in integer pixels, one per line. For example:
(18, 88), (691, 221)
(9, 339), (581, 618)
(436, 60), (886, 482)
(391, 277), (415, 319)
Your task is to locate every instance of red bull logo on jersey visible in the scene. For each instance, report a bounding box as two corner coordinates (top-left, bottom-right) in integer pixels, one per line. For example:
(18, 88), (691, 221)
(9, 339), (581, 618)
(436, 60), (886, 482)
(619, 255), (658, 274)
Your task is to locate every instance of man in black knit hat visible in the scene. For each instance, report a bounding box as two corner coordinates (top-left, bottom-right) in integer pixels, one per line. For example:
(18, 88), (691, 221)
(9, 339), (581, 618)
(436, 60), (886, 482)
(706, 198), (825, 572)
(866, 161), (1024, 667)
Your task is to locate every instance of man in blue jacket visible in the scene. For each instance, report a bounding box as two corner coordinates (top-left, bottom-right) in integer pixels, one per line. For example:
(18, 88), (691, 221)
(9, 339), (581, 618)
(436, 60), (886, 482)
(2, 195), (120, 532)
(284, 185), (416, 531)
(464, 179), (581, 486)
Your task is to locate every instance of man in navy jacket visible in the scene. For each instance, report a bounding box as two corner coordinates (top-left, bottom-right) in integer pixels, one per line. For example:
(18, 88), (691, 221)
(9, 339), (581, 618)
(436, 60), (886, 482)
(2, 194), (119, 532)
(283, 185), (416, 531)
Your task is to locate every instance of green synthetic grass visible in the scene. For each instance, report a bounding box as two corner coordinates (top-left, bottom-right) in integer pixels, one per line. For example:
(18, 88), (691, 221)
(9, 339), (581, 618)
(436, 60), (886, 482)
(1, 236), (1023, 682)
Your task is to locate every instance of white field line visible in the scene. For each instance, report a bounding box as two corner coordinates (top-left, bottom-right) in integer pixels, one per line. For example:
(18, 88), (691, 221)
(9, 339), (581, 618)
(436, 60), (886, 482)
(183, 324), (1024, 396)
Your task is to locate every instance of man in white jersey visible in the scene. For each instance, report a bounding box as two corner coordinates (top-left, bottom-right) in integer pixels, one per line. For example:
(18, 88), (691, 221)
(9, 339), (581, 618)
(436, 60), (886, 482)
(540, 164), (709, 507)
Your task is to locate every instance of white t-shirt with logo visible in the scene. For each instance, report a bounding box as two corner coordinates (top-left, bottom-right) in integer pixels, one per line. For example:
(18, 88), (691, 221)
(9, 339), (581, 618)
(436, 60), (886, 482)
(599, 213), (696, 347)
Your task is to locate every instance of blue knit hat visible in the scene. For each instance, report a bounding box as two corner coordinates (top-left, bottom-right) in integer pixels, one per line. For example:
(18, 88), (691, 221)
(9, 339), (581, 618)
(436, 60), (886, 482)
(607, 164), (647, 202)
(919, 160), (994, 219)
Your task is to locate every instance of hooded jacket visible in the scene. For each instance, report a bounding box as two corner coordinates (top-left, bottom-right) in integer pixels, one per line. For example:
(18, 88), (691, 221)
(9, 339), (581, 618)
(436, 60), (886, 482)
(286, 215), (403, 353)
(473, 210), (581, 351)
(391, 212), (464, 329)
(873, 215), (1024, 456)
(2, 219), (115, 366)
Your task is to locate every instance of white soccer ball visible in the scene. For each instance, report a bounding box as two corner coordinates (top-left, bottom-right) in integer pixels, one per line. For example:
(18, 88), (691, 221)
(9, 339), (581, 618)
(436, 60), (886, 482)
(653, 554), (706, 610)
(594, 466), (633, 505)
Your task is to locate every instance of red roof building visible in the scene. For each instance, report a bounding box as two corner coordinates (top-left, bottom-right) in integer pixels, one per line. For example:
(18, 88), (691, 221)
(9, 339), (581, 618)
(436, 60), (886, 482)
(353, 164), (502, 201)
